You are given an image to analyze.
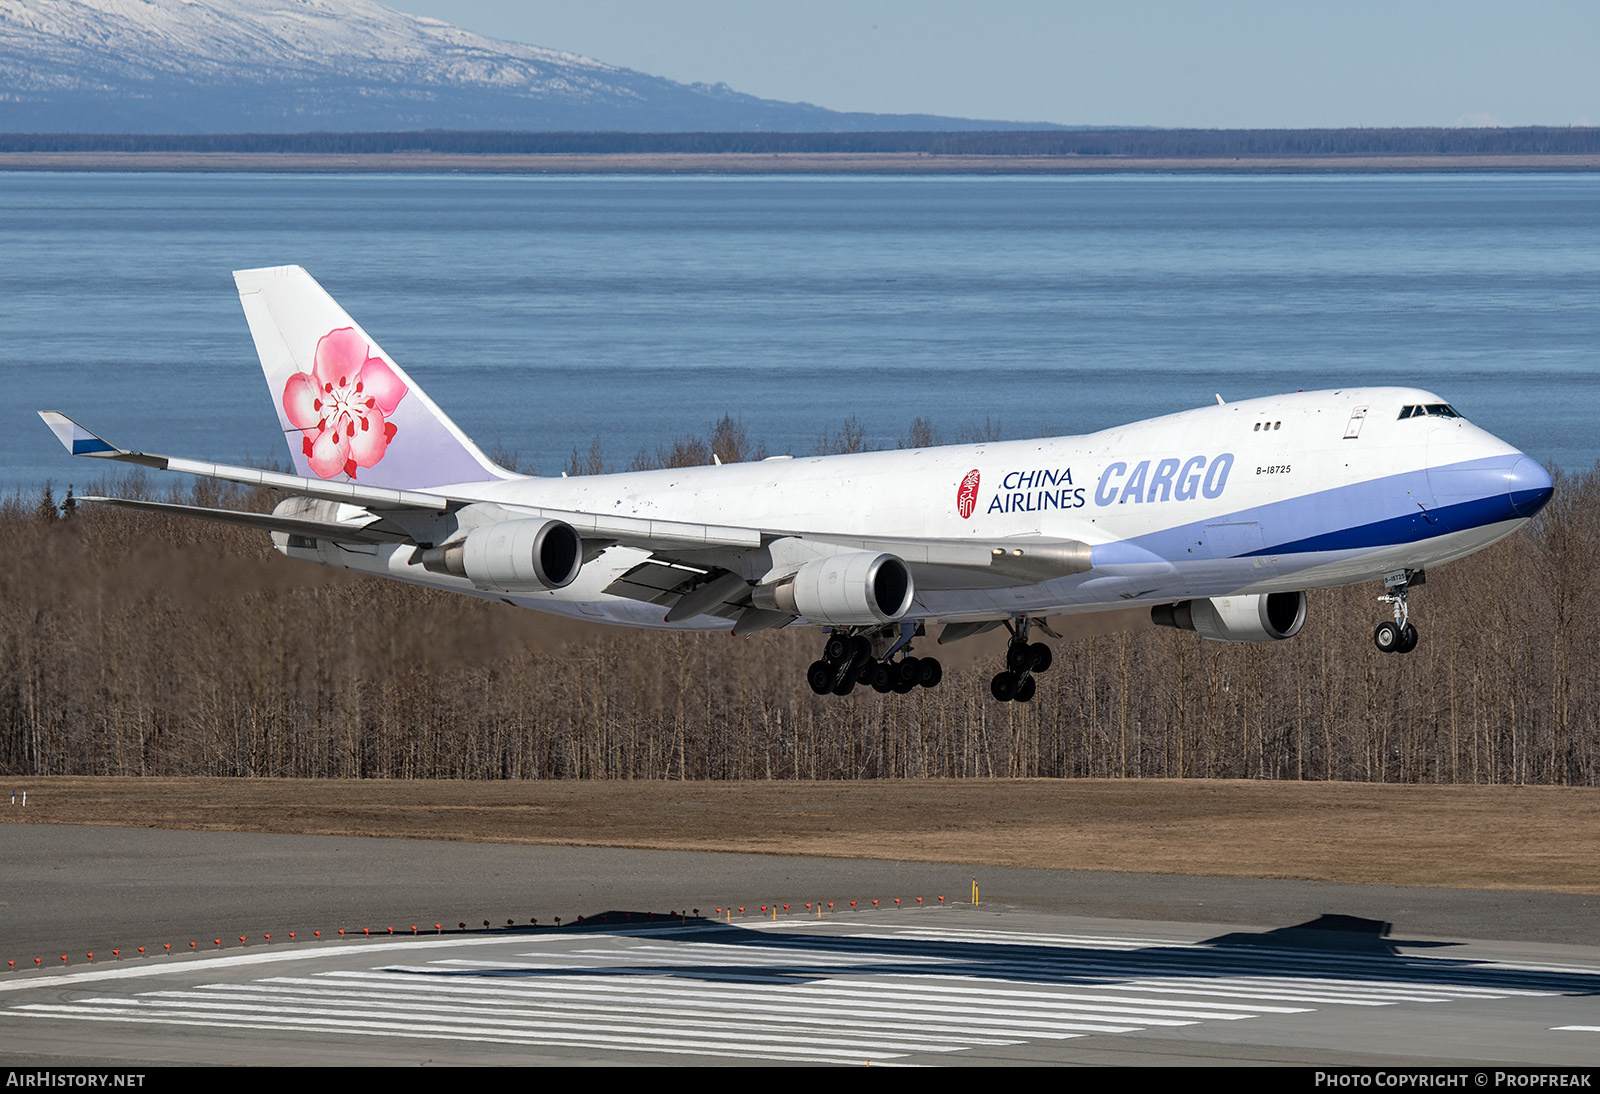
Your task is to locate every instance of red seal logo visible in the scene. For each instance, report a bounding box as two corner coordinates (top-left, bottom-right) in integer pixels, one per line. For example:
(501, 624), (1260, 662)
(956, 468), (981, 519)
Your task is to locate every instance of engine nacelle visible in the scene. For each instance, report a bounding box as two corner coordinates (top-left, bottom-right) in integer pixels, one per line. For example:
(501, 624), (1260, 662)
(420, 518), (583, 591)
(753, 551), (914, 626)
(1151, 591), (1307, 643)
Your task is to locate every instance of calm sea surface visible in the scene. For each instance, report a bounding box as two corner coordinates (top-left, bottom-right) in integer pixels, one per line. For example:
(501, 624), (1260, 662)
(1, 171), (1596, 495)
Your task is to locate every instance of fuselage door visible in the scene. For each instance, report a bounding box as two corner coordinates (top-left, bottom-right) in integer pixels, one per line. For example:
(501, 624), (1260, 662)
(1343, 406), (1368, 439)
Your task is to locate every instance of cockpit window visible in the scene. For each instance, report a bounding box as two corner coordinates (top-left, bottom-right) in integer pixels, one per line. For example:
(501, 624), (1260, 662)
(1398, 403), (1463, 420)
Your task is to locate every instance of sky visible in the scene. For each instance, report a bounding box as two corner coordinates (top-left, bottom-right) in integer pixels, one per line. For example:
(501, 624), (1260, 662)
(387, 1), (1597, 129)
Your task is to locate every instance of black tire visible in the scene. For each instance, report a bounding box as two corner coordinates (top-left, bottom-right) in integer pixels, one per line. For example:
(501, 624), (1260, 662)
(1029, 642), (1053, 674)
(807, 660), (833, 695)
(871, 670), (893, 694)
(991, 671), (1018, 702)
(824, 634), (852, 663)
(918, 657), (943, 688)
(852, 635), (873, 662)
(896, 657), (921, 685)
(893, 676), (917, 694)
(1373, 621), (1401, 653)
(1398, 623), (1419, 654)
(831, 674), (856, 696)
(1014, 674), (1037, 702)
(870, 662), (893, 690)
(1006, 642), (1034, 672)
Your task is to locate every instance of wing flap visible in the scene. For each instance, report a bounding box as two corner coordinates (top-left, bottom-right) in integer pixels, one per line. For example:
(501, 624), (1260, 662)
(78, 496), (414, 544)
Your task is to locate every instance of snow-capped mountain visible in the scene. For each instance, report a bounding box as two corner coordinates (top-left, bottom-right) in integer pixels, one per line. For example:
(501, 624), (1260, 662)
(0, 0), (1029, 132)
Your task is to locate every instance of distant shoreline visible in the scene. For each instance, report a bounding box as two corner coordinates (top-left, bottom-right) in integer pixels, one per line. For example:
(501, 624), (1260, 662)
(5, 151), (1600, 173)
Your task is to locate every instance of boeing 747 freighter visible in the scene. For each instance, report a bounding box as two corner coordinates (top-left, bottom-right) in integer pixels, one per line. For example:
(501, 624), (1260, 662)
(41, 266), (1554, 701)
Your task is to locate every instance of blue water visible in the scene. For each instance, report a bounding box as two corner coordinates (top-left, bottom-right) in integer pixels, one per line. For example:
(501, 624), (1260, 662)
(2, 171), (1596, 495)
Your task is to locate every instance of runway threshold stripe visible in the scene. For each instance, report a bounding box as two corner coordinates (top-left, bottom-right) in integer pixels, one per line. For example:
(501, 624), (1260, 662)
(1146, 972), (1549, 998)
(415, 951), (1456, 1005)
(207, 985), (1115, 1036)
(550, 941), (1536, 998)
(248, 979), (1154, 1034)
(21, 1000), (1006, 1054)
(374, 954), (1507, 1009)
(630, 974), (1299, 1017)
(157, 986), (1096, 1039)
(1124, 975), (1524, 1002)
(10, 1007), (913, 1062)
(336, 968), (1226, 1022)
(354, 965), (1287, 1018)
(430, 948), (1337, 987)
(70, 995), (1017, 1049)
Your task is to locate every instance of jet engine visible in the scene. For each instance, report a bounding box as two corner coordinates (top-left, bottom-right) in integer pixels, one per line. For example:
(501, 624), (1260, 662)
(753, 551), (914, 626)
(1151, 591), (1307, 643)
(420, 518), (583, 591)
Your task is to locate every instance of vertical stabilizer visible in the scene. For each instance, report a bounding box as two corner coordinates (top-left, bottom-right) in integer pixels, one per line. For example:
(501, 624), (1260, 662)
(233, 265), (510, 490)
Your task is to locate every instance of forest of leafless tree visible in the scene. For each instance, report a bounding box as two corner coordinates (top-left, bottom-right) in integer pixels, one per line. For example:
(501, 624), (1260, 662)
(2, 418), (1594, 785)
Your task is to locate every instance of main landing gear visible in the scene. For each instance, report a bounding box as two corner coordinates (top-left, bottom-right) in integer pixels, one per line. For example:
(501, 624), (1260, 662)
(991, 617), (1054, 703)
(807, 623), (943, 697)
(1373, 569), (1423, 655)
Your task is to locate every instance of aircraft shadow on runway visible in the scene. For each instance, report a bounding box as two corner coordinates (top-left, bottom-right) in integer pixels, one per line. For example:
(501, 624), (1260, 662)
(393, 912), (1600, 997)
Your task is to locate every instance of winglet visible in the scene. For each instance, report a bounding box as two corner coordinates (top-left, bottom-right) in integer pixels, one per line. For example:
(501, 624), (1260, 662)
(38, 412), (121, 457)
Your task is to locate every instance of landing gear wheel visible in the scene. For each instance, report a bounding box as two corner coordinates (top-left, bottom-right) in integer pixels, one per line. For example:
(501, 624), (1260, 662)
(1006, 643), (1035, 672)
(1373, 621), (1401, 653)
(824, 634), (852, 663)
(917, 657), (943, 688)
(869, 662), (893, 691)
(807, 660), (833, 695)
(896, 657), (921, 686)
(991, 671), (1019, 702)
(1029, 642), (1053, 674)
(1397, 623), (1418, 654)
(892, 675), (917, 695)
(1014, 674), (1037, 703)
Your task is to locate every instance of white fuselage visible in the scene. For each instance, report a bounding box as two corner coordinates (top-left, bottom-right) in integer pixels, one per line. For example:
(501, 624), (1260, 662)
(284, 386), (1551, 631)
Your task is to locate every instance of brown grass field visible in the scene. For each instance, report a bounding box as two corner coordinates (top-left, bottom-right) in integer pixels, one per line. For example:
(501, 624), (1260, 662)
(4, 777), (1595, 893)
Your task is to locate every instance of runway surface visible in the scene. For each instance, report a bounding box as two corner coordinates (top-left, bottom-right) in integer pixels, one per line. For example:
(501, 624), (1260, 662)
(2, 825), (1597, 1066)
(5, 915), (1599, 1066)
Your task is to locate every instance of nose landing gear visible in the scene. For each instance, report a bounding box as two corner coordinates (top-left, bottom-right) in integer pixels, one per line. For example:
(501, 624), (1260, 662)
(991, 617), (1054, 702)
(1373, 569), (1422, 654)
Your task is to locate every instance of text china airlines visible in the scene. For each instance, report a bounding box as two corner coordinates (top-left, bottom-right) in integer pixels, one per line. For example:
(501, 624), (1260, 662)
(963, 453), (1235, 517)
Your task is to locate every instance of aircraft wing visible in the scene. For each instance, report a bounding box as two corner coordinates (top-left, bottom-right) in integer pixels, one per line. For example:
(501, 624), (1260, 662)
(39, 411), (451, 513)
(39, 411), (762, 550)
(74, 495), (415, 544)
(42, 412), (1093, 627)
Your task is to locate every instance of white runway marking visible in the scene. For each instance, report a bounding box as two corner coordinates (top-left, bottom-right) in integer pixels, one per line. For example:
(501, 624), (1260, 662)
(8, 921), (1587, 1064)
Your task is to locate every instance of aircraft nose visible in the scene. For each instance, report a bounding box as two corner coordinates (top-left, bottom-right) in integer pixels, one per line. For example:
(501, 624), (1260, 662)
(1507, 455), (1554, 519)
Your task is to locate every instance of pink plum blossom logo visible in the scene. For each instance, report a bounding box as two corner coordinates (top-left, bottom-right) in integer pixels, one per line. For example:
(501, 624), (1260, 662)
(282, 328), (408, 480)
